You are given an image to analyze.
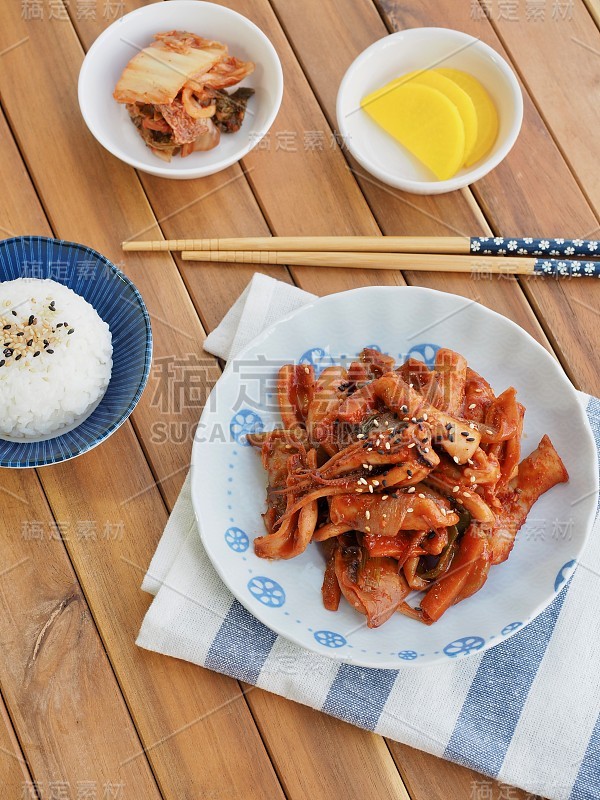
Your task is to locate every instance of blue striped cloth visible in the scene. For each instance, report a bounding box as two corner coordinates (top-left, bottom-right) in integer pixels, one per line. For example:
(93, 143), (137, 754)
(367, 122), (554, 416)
(137, 275), (600, 800)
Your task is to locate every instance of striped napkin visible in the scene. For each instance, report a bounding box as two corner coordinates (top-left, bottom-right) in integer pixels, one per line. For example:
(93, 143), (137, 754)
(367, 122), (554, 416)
(137, 274), (600, 800)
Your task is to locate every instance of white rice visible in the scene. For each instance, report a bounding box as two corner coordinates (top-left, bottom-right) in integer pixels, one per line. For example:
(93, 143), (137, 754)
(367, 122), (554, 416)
(0, 278), (113, 439)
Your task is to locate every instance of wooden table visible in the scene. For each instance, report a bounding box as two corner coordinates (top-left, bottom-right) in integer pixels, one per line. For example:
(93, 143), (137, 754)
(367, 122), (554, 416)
(1, 0), (598, 797)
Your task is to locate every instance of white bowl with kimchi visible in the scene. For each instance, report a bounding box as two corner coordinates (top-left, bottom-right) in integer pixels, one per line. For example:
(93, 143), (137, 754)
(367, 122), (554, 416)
(78, 1), (283, 179)
(191, 286), (598, 667)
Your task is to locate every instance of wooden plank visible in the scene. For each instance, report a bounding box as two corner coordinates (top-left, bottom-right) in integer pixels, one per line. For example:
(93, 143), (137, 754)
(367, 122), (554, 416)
(0, 691), (36, 799)
(0, 10), (287, 800)
(481, 0), (600, 212)
(1, 468), (163, 798)
(0, 108), (163, 798)
(371, 0), (600, 398)
(64, 6), (417, 800)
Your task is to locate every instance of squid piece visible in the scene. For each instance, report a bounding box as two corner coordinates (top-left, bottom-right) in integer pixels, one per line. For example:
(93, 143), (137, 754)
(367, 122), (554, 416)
(362, 531), (424, 562)
(335, 542), (411, 627)
(313, 521), (353, 542)
(403, 555), (430, 591)
(372, 372), (481, 463)
(462, 367), (495, 421)
(420, 527), (488, 623)
(360, 347), (396, 377)
(321, 539), (341, 611)
(329, 488), (459, 534)
(434, 348), (468, 415)
(396, 357), (442, 407)
(248, 429), (307, 532)
(489, 434), (569, 564)
(277, 364), (315, 429)
(254, 450), (318, 559)
(306, 365), (347, 448)
(480, 387), (522, 444)
(423, 459), (496, 524)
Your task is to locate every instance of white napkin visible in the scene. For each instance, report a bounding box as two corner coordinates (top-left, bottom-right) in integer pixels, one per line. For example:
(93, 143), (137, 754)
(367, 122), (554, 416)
(137, 274), (600, 800)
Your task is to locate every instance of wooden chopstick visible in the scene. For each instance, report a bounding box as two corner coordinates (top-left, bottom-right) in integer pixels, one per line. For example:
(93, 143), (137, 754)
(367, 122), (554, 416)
(180, 250), (600, 277)
(122, 235), (600, 258)
(123, 236), (468, 253)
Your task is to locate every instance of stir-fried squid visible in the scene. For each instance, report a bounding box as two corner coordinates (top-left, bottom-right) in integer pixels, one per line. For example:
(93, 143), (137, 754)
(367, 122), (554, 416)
(248, 347), (568, 627)
(114, 31), (255, 161)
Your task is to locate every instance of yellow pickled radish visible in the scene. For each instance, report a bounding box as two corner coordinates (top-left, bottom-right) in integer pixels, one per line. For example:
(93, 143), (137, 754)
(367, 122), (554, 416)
(434, 68), (498, 167)
(400, 70), (478, 164)
(361, 81), (465, 181)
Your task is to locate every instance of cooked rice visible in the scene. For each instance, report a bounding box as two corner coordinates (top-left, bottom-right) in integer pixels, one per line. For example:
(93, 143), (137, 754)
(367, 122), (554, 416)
(0, 278), (113, 439)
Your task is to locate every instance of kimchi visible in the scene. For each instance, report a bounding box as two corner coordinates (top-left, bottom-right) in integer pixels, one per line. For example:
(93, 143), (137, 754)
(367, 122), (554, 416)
(248, 347), (568, 627)
(114, 31), (255, 161)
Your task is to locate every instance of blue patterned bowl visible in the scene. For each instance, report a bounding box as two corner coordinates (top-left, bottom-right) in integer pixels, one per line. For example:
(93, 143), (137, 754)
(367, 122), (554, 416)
(0, 237), (152, 468)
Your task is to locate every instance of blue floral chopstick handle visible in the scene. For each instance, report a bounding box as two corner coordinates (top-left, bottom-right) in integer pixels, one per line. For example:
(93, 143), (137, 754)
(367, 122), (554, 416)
(469, 236), (600, 257)
(531, 259), (600, 277)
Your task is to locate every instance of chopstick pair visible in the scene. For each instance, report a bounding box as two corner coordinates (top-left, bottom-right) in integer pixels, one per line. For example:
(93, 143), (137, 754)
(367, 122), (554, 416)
(122, 236), (600, 277)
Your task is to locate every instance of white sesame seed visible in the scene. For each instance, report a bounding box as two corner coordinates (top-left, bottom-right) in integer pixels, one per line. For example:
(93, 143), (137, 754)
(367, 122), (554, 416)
(418, 493), (425, 498)
(453, 456), (460, 463)
(470, 475), (476, 482)
(372, 480), (380, 486)
(441, 508), (447, 516)
(362, 463), (369, 469)
(357, 433), (365, 439)
(453, 485), (459, 493)
(367, 447), (373, 452)
(373, 419), (379, 426)
(356, 489), (363, 493)
(464, 491), (471, 497)
(423, 413), (428, 421)
(365, 525), (371, 532)
(486, 429), (494, 435)
(409, 383), (414, 388)
(469, 423), (476, 429)
(407, 486), (415, 493)
(369, 485), (374, 493)
(411, 417), (417, 423)
(385, 442), (391, 450)
(468, 459), (474, 465)
(423, 447), (429, 453)
(407, 508), (414, 513)
(382, 495), (388, 500)
(468, 403), (476, 410)
(358, 477), (367, 485)
(408, 443), (416, 449)
(304, 367), (310, 374)
(365, 510), (371, 519)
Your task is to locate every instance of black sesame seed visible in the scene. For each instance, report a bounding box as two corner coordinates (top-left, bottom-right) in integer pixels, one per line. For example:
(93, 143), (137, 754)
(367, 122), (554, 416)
(446, 423), (453, 431)
(16, 332), (24, 337)
(56, 323), (63, 328)
(2, 324), (10, 330)
(46, 349), (54, 354)
(407, 469), (413, 477)
(43, 339), (49, 346)
(15, 354), (21, 361)
(33, 351), (40, 357)
(67, 328), (74, 335)
(3, 348), (12, 357)
(460, 431), (469, 437)
(0, 360), (4, 367)
(11, 310), (16, 316)
(28, 315), (34, 325)
(26, 339), (33, 347)
(466, 436), (475, 442)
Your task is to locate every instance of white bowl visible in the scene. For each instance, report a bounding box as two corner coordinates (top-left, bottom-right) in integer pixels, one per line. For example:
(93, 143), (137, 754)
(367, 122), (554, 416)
(78, 1), (283, 179)
(336, 28), (523, 194)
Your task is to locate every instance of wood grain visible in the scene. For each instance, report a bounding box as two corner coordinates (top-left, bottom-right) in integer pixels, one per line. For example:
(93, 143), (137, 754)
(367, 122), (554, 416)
(0, 108), (162, 798)
(0, 8), (287, 800)
(373, 0), (600, 398)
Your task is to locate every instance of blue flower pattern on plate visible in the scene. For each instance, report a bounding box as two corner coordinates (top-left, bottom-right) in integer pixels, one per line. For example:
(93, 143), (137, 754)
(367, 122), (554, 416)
(554, 559), (577, 592)
(405, 343), (440, 366)
(314, 630), (346, 648)
(224, 527), (249, 553)
(398, 650), (418, 660)
(501, 622), (522, 636)
(443, 636), (485, 658)
(230, 409), (264, 445)
(247, 576), (286, 607)
(299, 347), (335, 375)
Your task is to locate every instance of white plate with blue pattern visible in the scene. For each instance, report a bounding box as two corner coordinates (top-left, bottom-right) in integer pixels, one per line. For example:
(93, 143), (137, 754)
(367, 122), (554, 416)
(191, 286), (598, 666)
